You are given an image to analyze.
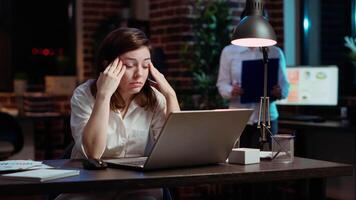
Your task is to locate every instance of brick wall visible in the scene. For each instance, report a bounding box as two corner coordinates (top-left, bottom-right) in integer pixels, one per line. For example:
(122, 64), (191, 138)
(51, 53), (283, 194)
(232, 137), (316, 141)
(1, 0), (284, 112)
(229, 0), (249, 25)
(77, 0), (129, 82)
(0, 93), (71, 116)
(266, 0), (284, 48)
(149, 0), (195, 89)
(149, 0), (284, 90)
(75, 0), (284, 88)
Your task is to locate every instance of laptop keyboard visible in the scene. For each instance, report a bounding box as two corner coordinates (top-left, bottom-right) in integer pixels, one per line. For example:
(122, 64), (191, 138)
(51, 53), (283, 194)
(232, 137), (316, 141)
(105, 157), (147, 166)
(122, 159), (146, 166)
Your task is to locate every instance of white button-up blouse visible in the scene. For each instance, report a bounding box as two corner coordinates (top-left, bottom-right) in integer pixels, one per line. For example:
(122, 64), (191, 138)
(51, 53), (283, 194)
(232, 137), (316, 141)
(216, 45), (289, 124)
(70, 79), (167, 159)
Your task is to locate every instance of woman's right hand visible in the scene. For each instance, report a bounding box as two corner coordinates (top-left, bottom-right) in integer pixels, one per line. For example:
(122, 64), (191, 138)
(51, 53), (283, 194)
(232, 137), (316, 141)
(96, 58), (126, 98)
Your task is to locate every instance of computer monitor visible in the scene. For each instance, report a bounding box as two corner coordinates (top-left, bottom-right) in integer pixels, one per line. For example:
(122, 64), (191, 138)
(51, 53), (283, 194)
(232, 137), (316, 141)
(277, 66), (338, 106)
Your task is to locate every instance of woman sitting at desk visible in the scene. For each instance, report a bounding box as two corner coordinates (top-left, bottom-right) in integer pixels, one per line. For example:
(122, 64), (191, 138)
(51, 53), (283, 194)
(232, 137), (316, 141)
(57, 27), (180, 200)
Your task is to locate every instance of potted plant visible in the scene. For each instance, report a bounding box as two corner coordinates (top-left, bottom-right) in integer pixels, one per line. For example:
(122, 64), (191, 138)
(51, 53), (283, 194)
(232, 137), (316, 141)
(181, 0), (231, 109)
(344, 36), (356, 62)
(344, 36), (356, 84)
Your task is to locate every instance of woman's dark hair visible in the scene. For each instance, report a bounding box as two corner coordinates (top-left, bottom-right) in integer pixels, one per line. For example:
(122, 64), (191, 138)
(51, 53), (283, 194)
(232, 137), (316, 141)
(90, 27), (157, 111)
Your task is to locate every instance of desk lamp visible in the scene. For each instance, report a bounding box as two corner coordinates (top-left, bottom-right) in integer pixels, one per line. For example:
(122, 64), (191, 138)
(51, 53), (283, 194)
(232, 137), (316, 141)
(231, 0), (276, 149)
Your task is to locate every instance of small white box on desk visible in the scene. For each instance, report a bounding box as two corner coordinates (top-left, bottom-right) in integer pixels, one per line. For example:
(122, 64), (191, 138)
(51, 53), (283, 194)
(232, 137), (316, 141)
(228, 148), (260, 164)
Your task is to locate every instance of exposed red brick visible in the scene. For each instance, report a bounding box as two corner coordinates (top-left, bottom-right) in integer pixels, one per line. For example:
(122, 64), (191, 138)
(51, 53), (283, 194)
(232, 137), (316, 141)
(150, 37), (162, 44)
(0, 96), (9, 103)
(83, 2), (108, 9)
(165, 44), (182, 51)
(150, 2), (160, 10)
(83, 10), (100, 16)
(77, 0), (127, 80)
(77, 0), (284, 91)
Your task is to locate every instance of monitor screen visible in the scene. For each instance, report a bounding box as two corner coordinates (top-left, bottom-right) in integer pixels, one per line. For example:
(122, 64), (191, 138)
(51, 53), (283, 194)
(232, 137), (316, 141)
(277, 66), (338, 106)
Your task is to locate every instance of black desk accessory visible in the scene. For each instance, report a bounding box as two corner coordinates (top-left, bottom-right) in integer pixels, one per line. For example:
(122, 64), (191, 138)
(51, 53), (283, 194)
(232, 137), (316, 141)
(82, 158), (108, 170)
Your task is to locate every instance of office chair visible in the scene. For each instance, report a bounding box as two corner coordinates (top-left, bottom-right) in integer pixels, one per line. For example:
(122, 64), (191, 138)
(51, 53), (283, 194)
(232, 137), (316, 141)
(0, 112), (24, 160)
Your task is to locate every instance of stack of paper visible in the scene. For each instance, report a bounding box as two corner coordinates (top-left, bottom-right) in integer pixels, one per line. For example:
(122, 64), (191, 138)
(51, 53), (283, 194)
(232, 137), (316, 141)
(0, 160), (52, 172)
(1, 169), (80, 182)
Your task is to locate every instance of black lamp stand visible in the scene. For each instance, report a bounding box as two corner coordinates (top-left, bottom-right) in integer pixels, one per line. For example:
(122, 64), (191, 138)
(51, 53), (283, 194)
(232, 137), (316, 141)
(257, 47), (271, 150)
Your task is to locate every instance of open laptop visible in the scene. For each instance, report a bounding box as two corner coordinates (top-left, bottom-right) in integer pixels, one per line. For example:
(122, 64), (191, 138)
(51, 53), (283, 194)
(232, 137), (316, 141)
(104, 109), (253, 171)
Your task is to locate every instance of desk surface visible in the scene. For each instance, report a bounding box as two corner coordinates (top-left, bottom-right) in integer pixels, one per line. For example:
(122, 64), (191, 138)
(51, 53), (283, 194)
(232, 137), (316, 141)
(0, 157), (352, 195)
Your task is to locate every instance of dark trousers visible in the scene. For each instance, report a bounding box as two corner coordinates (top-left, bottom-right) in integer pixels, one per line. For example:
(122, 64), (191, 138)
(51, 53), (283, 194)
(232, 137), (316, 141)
(239, 120), (278, 149)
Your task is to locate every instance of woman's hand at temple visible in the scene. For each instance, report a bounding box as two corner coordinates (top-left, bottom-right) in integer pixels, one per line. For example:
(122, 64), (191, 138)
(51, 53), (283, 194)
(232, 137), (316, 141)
(149, 61), (180, 114)
(149, 62), (176, 98)
(96, 58), (126, 98)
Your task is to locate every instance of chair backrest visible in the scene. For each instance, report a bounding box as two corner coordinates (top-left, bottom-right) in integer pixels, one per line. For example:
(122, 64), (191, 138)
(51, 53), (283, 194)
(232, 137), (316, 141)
(0, 112), (24, 158)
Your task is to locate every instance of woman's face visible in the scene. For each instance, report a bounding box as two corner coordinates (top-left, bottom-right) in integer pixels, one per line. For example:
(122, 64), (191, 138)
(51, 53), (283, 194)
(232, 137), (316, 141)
(118, 46), (150, 98)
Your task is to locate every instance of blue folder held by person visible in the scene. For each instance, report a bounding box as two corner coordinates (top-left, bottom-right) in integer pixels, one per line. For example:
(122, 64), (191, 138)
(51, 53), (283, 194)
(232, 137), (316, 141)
(241, 58), (279, 103)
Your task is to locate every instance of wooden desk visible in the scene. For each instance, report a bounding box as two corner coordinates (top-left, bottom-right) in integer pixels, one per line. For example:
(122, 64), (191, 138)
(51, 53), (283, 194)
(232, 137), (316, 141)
(0, 157), (352, 199)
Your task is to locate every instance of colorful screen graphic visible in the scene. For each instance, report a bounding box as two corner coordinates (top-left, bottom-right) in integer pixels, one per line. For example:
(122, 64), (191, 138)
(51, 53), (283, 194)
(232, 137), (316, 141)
(277, 66), (338, 106)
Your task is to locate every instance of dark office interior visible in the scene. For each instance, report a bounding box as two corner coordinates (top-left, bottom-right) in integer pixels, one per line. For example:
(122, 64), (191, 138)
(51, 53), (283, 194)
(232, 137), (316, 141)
(0, 0), (355, 200)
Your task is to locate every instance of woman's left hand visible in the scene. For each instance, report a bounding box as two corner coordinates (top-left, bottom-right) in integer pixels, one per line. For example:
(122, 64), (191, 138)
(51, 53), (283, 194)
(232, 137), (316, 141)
(149, 61), (176, 98)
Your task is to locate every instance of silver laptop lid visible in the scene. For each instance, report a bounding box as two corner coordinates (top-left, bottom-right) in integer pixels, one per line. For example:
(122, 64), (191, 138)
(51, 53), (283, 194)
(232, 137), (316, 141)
(144, 109), (253, 170)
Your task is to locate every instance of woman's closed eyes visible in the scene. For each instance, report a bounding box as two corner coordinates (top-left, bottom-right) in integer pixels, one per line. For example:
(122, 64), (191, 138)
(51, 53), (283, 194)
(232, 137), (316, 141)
(123, 62), (150, 69)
